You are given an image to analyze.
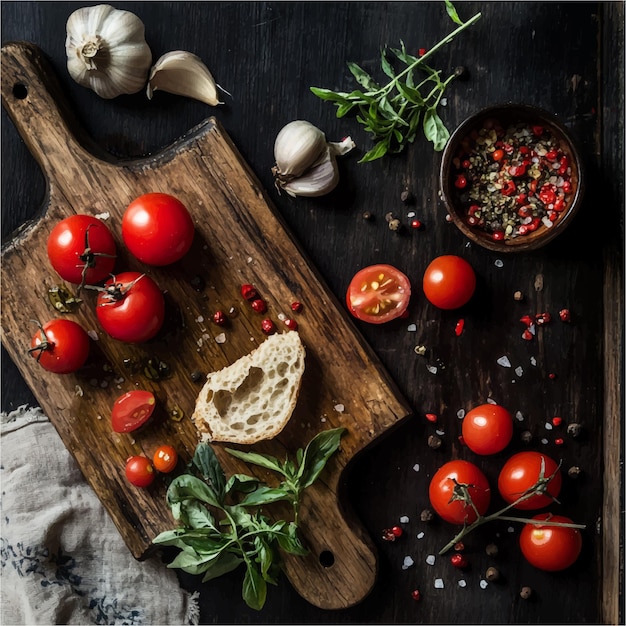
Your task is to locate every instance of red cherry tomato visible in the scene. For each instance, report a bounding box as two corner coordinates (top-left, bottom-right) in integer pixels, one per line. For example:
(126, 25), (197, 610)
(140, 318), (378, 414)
(461, 403), (513, 455)
(47, 215), (116, 286)
(422, 255), (476, 310)
(520, 514), (582, 571)
(125, 456), (156, 488)
(346, 264), (411, 324)
(29, 319), (90, 374)
(122, 193), (195, 266)
(498, 451), (562, 510)
(95, 271), (165, 343)
(429, 460), (491, 525)
(111, 390), (156, 433)
(153, 445), (178, 473)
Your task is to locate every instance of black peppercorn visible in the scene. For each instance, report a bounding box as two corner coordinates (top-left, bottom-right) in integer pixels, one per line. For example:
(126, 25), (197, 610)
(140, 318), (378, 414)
(428, 434), (442, 449)
(485, 566), (500, 582)
(420, 509), (434, 522)
(485, 543), (499, 557)
(190, 370), (203, 382)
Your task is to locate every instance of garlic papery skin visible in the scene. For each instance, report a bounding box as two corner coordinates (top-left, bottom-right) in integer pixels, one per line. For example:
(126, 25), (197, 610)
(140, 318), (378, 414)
(281, 146), (339, 198)
(147, 51), (221, 106)
(272, 121), (327, 182)
(65, 4), (152, 99)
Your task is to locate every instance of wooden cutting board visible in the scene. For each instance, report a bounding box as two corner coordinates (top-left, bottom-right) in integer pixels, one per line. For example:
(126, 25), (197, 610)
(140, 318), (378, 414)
(0, 42), (413, 610)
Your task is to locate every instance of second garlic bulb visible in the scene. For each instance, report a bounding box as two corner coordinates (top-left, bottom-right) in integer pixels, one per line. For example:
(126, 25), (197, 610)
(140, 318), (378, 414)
(65, 4), (152, 99)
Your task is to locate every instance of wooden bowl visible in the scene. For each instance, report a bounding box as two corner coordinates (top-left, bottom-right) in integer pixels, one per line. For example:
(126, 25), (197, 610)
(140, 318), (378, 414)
(439, 103), (584, 253)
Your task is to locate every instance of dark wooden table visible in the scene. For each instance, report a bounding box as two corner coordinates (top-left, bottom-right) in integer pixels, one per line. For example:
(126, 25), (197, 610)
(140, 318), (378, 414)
(2, 2), (623, 624)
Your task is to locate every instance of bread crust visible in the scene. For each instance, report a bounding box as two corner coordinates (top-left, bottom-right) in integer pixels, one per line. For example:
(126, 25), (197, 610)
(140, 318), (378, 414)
(191, 331), (305, 444)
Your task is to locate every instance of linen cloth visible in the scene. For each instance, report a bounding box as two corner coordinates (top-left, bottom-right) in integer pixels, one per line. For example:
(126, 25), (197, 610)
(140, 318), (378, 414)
(1, 405), (199, 625)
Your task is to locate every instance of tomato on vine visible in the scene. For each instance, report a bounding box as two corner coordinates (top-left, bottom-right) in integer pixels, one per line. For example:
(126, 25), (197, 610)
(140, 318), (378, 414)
(429, 460), (491, 525)
(461, 403), (513, 455)
(122, 193), (195, 266)
(91, 271), (165, 343)
(519, 514), (582, 571)
(125, 456), (156, 488)
(153, 445), (178, 473)
(29, 319), (90, 374)
(422, 255), (476, 310)
(47, 215), (116, 288)
(111, 390), (156, 433)
(346, 264), (411, 324)
(498, 451), (562, 510)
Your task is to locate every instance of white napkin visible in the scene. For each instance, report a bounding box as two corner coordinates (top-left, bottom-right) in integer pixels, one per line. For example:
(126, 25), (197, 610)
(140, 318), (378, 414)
(1, 405), (199, 625)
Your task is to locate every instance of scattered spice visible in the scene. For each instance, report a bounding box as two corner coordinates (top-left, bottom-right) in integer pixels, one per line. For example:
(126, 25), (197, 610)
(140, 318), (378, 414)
(551, 416), (563, 427)
(454, 318), (465, 336)
(240, 283), (258, 301)
(284, 318), (298, 331)
(425, 412), (438, 423)
(261, 319), (276, 334)
(450, 554), (468, 569)
(400, 189), (413, 203)
(190, 370), (203, 382)
(520, 430), (533, 444)
(212, 310), (227, 325)
(485, 566), (500, 582)
(290, 301), (303, 313)
(411, 589), (421, 601)
(485, 543), (499, 557)
(559, 308), (571, 322)
(513, 290), (524, 301)
(420, 509), (434, 522)
(520, 586), (533, 600)
(567, 422), (582, 437)
(567, 465), (582, 479)
(250, 299), (267, 313)
(362, 211), (373, 221)
(428, 434), (443, 449)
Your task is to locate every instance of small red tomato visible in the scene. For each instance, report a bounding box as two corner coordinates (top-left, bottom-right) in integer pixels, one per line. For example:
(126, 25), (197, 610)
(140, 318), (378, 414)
(346, 264), (411, 324)
(111, 390), (156, 433)
(422, 255), (476, 310)
(519, 514), (582, 571)
(122, 193), (195, 266)
(95, 272), (165, 343)
(429, 460), (491, 525)
(47, 215), (116, 286)
(29, 319), (90, 374)
(461, 403), (513, 455)
(498, 451), (562, 510)
(153, 445), (178, 473)
(125, 456), (155, 488)
(492, 149), (504, 161)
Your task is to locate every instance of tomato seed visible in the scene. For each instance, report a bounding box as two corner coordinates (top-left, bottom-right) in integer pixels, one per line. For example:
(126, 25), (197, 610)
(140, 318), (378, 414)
(391, 526), (403, 537)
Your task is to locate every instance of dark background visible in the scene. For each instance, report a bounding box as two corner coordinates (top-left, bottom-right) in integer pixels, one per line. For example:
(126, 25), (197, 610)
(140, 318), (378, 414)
(2, 2), (623, 624)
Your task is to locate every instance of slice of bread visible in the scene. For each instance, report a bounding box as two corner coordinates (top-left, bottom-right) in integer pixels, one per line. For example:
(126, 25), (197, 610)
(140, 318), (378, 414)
(191, 331), (305, 444)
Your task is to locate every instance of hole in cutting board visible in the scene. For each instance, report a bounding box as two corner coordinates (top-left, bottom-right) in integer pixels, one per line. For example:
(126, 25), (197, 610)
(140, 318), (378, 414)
(12, 83), (27, 99)
(319, 550), (335, 568)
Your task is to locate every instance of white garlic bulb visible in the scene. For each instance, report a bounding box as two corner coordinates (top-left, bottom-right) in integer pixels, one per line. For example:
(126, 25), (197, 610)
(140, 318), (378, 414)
(272, 121), (355, 197)
(65, 4), (152, 99)
(147, 51), (221, 106)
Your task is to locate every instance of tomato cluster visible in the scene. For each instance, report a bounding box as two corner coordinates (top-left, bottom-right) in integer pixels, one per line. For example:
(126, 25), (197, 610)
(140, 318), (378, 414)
(345, 255), (476, 324)
(427, 402), (581, 572)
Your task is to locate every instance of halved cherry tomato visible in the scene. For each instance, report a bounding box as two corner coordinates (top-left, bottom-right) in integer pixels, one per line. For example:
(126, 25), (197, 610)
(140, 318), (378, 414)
(111, 390), (156, 433)
(122, 193), (195, 266)
(497, 451), (562, 510)
(29, 319), (90, 374)
(125, 455), (155, 488)
(429, 460), (491, 525)
(153, 445), (178, 473)
(346, 264), (411, 324)
(520, 514), (582, 571)
(461, 403), (513, 455)
(422, 255), (476, 310)
(47, 215), (116, 286)
(95, 271), (165, 343)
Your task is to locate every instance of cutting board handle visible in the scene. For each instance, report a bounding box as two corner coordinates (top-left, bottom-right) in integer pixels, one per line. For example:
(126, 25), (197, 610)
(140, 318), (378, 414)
(1, 42), (111, 184)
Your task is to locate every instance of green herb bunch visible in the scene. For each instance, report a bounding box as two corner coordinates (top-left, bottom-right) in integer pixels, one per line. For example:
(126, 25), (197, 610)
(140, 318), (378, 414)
(153, 427), (345, 610)
(310, 1), (481, 162)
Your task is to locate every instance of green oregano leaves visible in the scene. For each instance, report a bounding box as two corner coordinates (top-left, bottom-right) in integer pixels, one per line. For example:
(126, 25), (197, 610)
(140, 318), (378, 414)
(153, 427), (345, 610)
(310, 1), (481, 162)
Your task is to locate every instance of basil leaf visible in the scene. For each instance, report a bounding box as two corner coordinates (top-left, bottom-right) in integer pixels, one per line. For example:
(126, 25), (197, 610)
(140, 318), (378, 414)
(190, 443), (226, 503)
(184, 500), (218, 530)
(242, 562), (267, 611)
(240, 485), (292, 508)
(225, 473), (260, 495)
(422, 108), (450, 151)
(254, 536), (278, 583)
(336, 102), (355, 118)
(167, 474), (222, 511)
(347, 62), (380, 92)
(226, 448), (284, 475)
(309, 87), (350, 103)
(380, 48), (395, 78)
(359, 140), (390, 163)
(276, 522), (309, 556)
(297, 428), (345, 488)
(396, 81), (424, 106)
(445, 0), (464, 25)
(201, 552), (244, 582)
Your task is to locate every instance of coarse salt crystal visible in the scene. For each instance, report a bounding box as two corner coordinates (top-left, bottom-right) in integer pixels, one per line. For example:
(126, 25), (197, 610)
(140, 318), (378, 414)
(215, 333), (227, 344)
(486, 397), (497, 404)
(515, 411), (524, 421)
(413, 463), (420, 472)
(407, 211), (416, 218)
(87, 330), (99, 341)
(541, 438), (549, 445)
(508, 526), (515, 533)
(434, 578), (444, 589)
(417, 532), (425, 539)
(74, 385), (83, 397)
(94, 212), (110, 220)
(515, 366), (524, 377)
(542, 216), (554, 228)
(435, 429), (445, 436)
(480, 580), (488, 589)
(402, 556), (414, 570)
(400, 515), (410, 524)
(494, 259), (504, 268)
(545, 422), (553, 430)
(407, 324), (417, 332)
(196, 315), (204, 323)
(427, 365), (438, 374)
(497, 356), (511, 367)
(530, 356), (537, 366)
(426, 555), (436, 566)
(334, 404), (345, 413)
(457, 409), (466, 419)
(458, 580), (467, 588)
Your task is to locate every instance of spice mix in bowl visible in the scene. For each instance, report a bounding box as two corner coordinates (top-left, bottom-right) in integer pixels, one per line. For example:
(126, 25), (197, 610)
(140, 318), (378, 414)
(440, 103), (584, 252)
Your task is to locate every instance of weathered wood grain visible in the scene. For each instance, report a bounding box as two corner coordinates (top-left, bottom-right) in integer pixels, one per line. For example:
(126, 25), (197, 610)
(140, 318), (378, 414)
(0, 41), (412, 610)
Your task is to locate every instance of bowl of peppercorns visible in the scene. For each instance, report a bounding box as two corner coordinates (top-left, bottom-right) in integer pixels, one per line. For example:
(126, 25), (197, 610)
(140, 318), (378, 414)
(440, 103), (584, 252)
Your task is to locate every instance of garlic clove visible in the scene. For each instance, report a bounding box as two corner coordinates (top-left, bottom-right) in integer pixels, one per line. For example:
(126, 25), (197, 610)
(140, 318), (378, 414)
(329, 136), (356, 156)
(66, 4), (152, 99)
(281, 146), (340, 198)
(146, 51), (221, 106)
(273, 120), (327, 181)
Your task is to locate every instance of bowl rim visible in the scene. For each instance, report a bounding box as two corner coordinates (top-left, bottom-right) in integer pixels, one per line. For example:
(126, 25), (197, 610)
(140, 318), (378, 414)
(439, 102), (585, 253)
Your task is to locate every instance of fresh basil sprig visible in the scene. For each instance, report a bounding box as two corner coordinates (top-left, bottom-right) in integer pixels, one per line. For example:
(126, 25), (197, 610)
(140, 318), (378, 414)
(153, 427), (345, 610)
(310, 1), (481, 162)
